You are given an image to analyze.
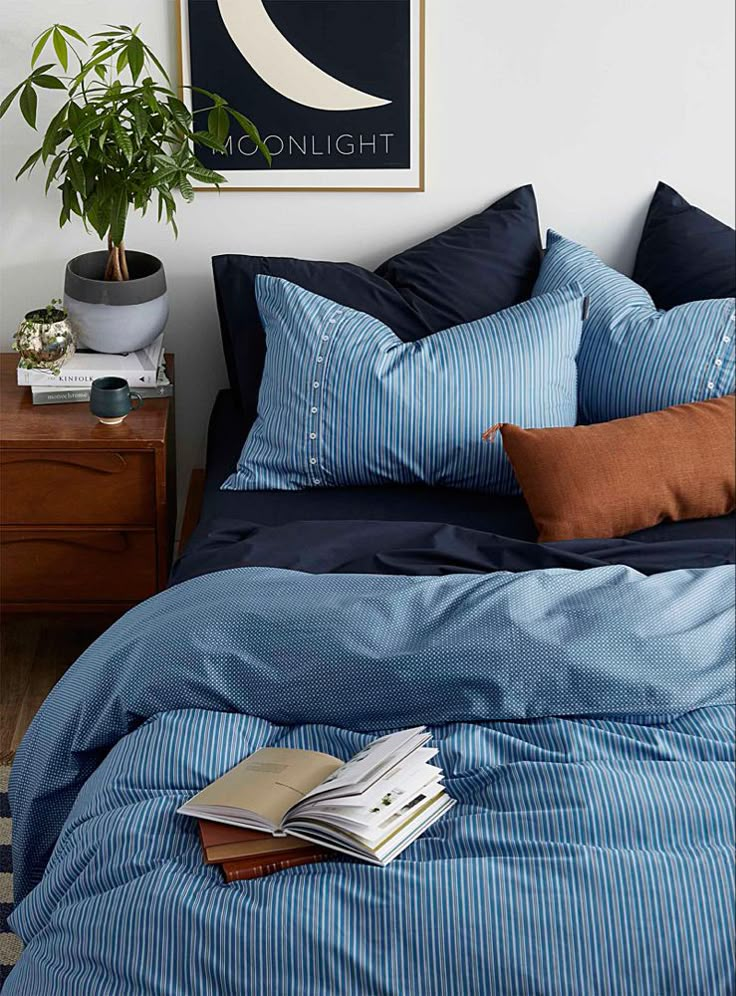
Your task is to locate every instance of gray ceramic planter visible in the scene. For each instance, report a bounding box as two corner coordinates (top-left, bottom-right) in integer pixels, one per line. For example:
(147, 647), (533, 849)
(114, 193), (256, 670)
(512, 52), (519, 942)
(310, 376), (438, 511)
(64, 250), (168, 353)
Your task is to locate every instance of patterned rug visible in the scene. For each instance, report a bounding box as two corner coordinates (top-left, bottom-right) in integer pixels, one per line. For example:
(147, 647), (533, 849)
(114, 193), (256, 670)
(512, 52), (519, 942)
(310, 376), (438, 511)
(0, 765), (21, 988)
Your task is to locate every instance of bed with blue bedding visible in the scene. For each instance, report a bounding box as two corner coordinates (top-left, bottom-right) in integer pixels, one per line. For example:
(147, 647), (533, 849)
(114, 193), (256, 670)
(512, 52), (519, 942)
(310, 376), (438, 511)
(5, 392), (735, 995)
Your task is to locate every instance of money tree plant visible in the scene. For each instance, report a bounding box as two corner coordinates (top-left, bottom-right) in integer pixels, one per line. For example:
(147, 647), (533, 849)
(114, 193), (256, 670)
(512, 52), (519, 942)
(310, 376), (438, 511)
(0, 23), (270, 281)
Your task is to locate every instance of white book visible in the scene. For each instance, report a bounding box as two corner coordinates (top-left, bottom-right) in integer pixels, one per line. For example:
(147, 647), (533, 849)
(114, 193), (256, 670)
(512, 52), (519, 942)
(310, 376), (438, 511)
(31, 367), (172, 404)
(178, 727), (455, 867)
(17, 334), (164, 387)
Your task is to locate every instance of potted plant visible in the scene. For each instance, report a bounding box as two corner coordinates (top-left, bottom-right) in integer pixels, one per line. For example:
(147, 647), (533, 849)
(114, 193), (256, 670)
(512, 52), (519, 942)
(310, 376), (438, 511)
(1, 23), (270, 353)
(13, 298), (75, 374)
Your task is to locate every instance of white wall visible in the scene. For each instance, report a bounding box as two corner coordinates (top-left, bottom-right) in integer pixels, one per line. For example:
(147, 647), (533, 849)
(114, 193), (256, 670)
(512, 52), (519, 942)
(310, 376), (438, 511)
(2, 0), (734, 518)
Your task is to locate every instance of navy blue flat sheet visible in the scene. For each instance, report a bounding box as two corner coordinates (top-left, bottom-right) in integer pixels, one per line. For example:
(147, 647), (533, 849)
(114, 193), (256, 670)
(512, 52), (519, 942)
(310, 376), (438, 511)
(172, 390), (735, 584)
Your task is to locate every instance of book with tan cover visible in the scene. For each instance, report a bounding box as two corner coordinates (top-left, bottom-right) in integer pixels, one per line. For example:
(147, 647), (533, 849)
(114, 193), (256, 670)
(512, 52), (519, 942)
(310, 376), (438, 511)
(179, 728), (454, 866)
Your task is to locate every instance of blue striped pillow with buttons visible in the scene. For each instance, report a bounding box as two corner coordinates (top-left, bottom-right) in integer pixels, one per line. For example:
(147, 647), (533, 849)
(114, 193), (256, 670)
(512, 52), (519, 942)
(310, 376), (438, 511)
(533, 230), (735, 424)
(222, 276), (585, 494)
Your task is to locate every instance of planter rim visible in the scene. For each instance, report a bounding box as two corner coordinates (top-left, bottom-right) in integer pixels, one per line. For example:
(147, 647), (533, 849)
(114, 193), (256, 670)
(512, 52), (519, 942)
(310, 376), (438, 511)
(65, 250), (167, 307)
(66, 249), (164, 285)
(24, 309), (68, 323)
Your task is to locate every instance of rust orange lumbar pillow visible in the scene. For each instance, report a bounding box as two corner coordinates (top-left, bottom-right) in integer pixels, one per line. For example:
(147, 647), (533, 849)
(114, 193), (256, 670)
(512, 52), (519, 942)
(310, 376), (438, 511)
(484, 394), (736, 542)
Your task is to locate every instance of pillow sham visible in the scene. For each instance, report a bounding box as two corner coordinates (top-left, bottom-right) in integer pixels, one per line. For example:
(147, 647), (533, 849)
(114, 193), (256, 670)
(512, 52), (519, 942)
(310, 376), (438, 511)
(633, 182), (736, 310)
(486, 394), (736, 542)
(212, 184), (543, 429)
(533, 231), (735, 423)
(222, 278), (585, 495)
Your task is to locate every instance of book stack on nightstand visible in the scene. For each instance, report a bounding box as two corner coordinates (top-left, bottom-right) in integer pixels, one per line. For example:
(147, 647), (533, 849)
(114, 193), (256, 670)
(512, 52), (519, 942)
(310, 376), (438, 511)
(0, 353), (176, 616)
(17, 334), (172, 405)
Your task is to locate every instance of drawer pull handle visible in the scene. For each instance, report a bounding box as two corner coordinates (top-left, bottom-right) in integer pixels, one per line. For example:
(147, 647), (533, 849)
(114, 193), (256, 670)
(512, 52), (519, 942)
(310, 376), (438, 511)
(0, 533), (130, 554)
(2, 453), (129, 475)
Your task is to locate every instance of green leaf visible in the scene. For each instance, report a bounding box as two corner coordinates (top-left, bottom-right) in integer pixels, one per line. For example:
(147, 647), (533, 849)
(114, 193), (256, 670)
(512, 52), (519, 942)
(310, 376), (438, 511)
(140, 43), (168, 82)
(45, 153), (65, 193)
(62, 181), (82, 217)
(19, 84), (38, 128)
(0, 83), (23, 120)
(67, 100), (82, 130)
(57, 25), (87, 45)
(141, 86), (159, 113)
(128, 36), (145, 81)
(190, 85), (219, 101)
(71, 125), (91, 156)
(94, 64), (108, 79)
(187, 164), (225, 185)
(116, 48), (129, 73)
(86, 194), (111, 240)
(109, 187), (128, 246)
(227, 107), (271, 164)
(52, 28), (69, 71)
(111, 118), (133, 163)
(131, 102), (148, 140)
(153, 166), (179, 187)
(67, 156), (86, 195)
(32, 74), (66, 90)
(166, 96), (190, 128)
(15, 147), (43, 180)
(192, 130), (226, 153)
(178, 176), (194, 202)
(207, 106), (229, 145)
(31, 28), (54, 67)
(41, 103), (68, 160)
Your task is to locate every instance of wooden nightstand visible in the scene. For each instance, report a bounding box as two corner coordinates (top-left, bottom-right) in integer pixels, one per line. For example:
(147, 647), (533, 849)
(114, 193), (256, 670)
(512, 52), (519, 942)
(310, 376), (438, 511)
(0, 353), (176, 615)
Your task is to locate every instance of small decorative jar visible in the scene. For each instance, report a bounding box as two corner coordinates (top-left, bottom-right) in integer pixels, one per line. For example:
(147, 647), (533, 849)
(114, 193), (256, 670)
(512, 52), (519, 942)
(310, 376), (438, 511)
(13, 301), (76, 375)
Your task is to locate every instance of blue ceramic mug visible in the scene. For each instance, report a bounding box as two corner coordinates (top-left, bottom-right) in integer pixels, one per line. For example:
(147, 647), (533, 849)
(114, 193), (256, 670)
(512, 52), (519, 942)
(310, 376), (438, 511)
(90, 376), (142, 424)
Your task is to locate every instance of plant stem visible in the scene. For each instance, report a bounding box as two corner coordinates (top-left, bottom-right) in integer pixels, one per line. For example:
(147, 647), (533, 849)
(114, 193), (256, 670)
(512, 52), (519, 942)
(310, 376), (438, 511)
(119, 241), (129, 280)
(104, 235), (128, 281)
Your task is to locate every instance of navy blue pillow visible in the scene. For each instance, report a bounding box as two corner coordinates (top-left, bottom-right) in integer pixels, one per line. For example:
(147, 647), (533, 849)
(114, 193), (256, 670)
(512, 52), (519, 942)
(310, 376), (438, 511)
(212, 184), (542, 431)
(633, 182), (735, 310)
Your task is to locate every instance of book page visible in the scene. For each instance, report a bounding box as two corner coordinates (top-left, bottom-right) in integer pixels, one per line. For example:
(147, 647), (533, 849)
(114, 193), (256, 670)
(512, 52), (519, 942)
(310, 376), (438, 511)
(183, 747), (343, 829)
(299, 728), (430, 803)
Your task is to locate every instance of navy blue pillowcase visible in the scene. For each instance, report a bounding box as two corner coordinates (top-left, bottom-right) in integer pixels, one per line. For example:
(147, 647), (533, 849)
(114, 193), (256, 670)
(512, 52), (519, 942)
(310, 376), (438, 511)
(212, 184), (542, 432)
(633, 182), (736, 310)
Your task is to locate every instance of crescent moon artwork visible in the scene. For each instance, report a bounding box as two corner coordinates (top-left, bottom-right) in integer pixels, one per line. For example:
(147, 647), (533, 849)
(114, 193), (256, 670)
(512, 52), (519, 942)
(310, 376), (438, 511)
(179, 0), (424, 190)
(216, 0), (391, 111)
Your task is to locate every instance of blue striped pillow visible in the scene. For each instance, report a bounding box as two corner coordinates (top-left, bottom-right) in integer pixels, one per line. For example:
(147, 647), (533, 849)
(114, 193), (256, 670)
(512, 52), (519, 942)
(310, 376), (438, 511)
(533, 231), (736, 423)
(223, 277), (585, 494)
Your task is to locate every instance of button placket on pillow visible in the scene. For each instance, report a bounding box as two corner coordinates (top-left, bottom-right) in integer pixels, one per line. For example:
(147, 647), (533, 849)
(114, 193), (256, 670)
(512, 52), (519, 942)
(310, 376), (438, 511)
(307, 307), (342, 485)
(704, 308), (735, 395)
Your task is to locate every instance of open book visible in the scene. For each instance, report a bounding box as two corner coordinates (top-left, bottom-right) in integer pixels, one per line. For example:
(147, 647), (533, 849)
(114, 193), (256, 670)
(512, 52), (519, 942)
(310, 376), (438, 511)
(178, 727), (454, 866)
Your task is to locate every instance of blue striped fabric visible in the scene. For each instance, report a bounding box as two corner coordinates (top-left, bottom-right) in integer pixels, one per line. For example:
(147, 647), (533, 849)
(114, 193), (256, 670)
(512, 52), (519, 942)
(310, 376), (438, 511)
(6, 563), (735, 995)
(223, 277), (585, 494)
(6, 706), (734, 996)
(532, 231), (736, 423)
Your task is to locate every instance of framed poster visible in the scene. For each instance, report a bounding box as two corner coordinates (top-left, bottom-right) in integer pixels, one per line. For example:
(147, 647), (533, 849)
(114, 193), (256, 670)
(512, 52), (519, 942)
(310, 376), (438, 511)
(178, 0), (424, 191)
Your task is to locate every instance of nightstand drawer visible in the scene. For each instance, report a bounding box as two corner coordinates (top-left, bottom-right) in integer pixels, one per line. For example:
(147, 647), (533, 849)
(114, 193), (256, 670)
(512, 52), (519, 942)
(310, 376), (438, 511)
(0, 450), (155, 526)
(0, 530), (157, 604)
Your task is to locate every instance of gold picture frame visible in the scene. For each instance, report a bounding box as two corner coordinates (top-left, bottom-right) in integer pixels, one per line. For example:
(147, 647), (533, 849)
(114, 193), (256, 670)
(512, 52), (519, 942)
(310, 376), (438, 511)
(176, 0), (425, 192)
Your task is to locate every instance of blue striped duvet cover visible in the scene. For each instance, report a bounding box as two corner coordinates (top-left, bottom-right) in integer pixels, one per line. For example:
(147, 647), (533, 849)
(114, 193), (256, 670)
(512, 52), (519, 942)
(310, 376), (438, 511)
(6, 565), (736, 995)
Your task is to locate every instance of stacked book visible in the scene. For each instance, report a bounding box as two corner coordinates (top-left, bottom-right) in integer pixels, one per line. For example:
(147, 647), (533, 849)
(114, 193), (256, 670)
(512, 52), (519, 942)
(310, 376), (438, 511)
(19, 334), (171, 405)
(198, 821), (334, 883)
(181, 726), (455, 881)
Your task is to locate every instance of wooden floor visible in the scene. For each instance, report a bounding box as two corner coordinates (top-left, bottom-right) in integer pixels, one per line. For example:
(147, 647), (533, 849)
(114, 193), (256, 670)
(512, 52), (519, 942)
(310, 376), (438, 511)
(1, 615), (112, 762)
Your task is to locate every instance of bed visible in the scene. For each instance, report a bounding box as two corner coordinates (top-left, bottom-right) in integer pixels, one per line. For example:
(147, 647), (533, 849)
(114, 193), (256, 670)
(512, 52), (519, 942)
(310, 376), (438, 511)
(4, 389), (734, 995)
(6, 191), (736, 993)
